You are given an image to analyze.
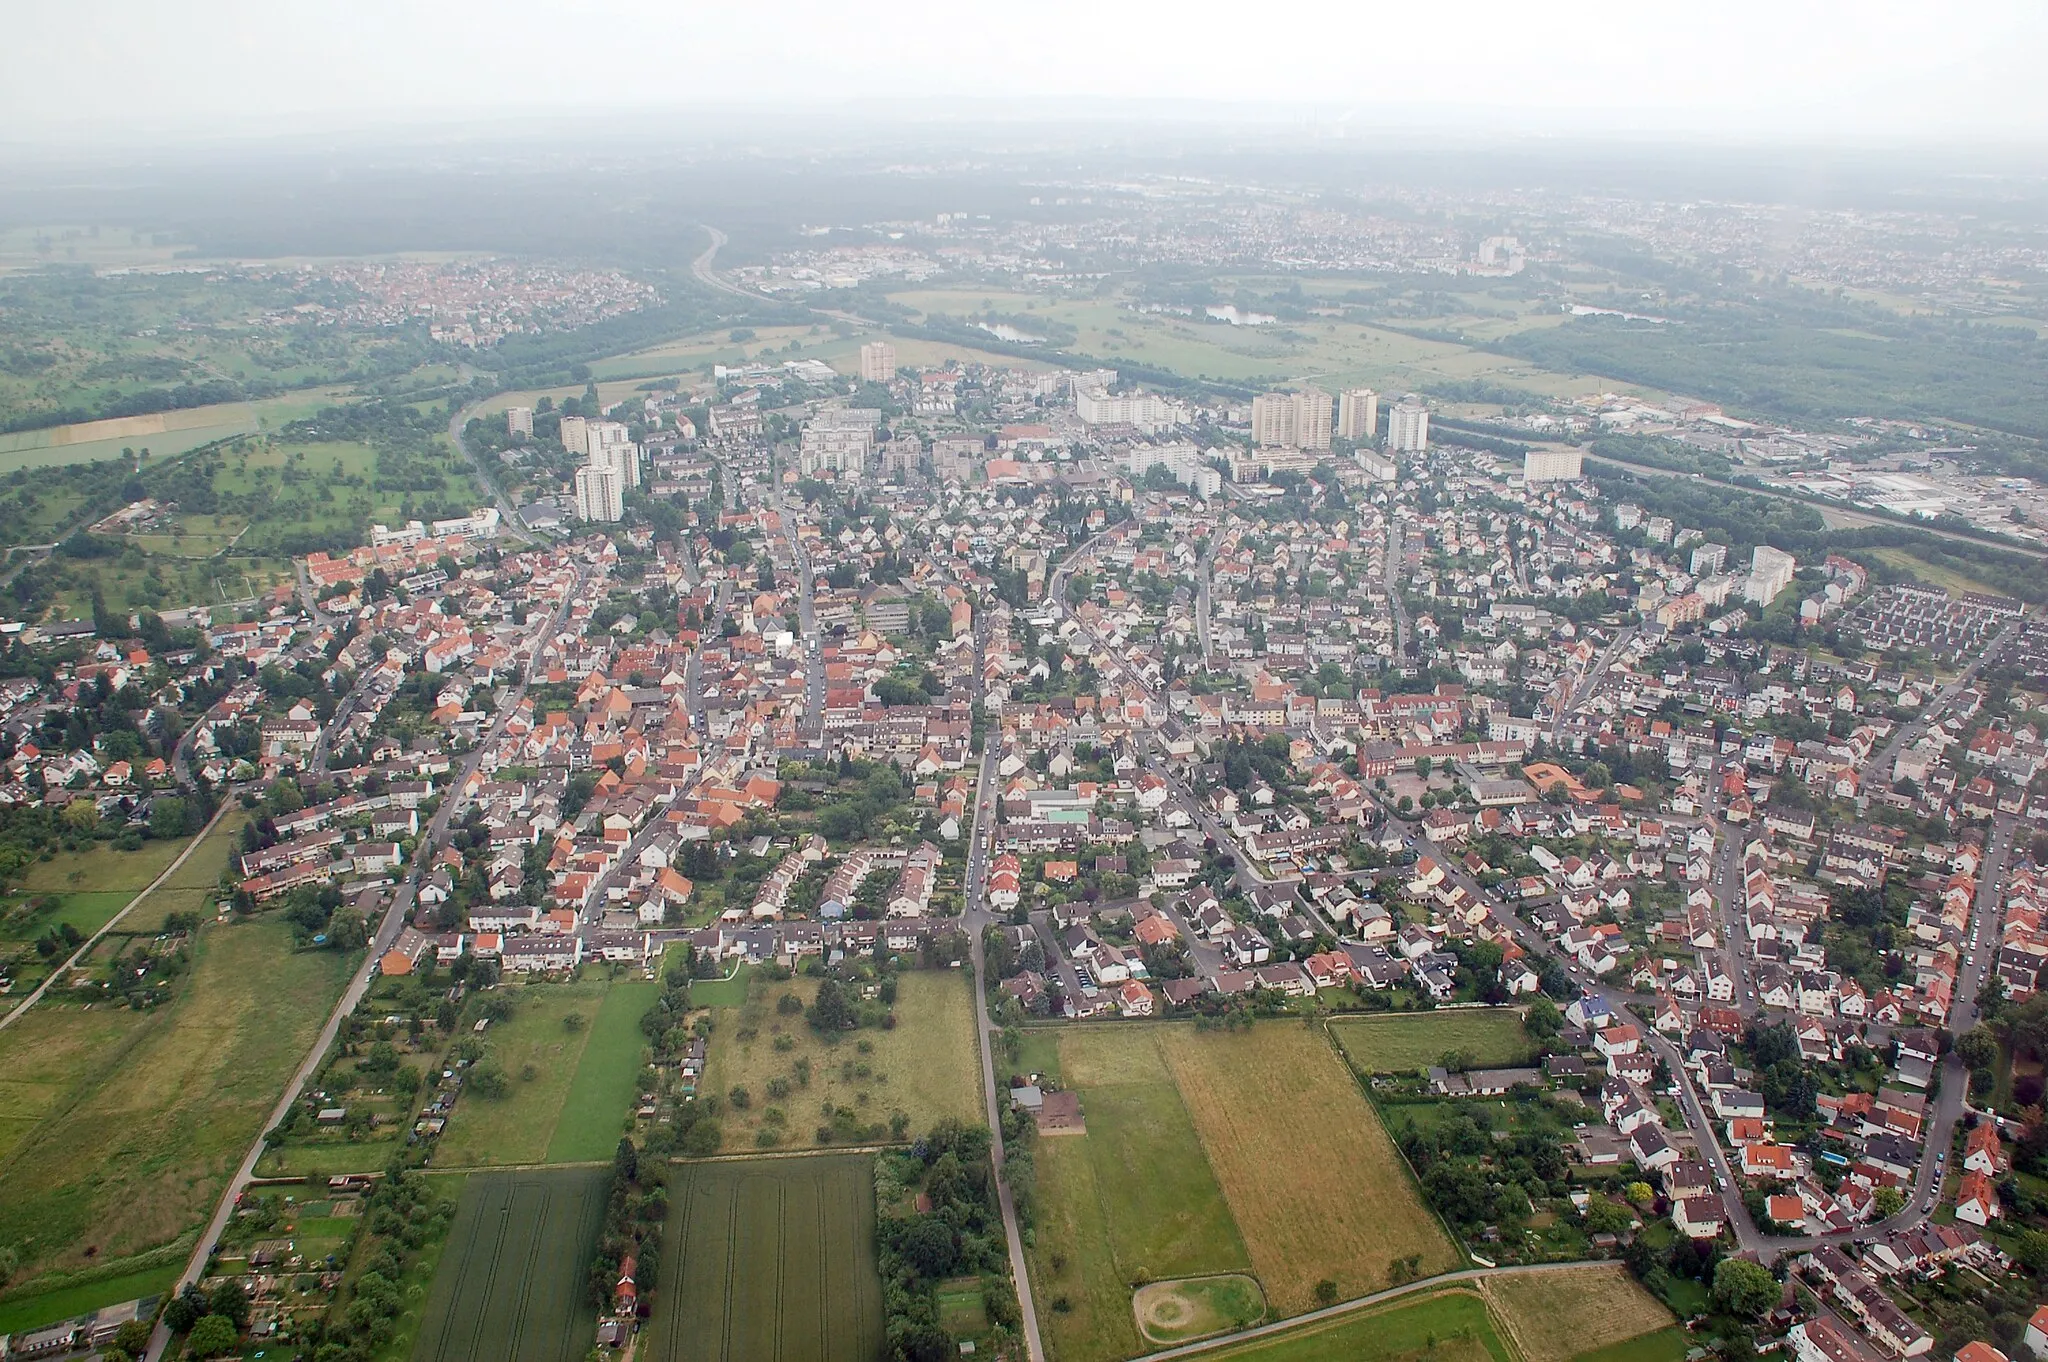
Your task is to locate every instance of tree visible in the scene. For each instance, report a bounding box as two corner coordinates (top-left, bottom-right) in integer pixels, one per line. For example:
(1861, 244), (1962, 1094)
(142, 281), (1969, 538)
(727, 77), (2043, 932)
(185, 1313), (238, 1357)
(1956, 1027), (1997, 1072)
(807, 977), (857, 1032)
(207, 1279), (251, 1329)
(1625, 1181), (1655, 1207)
(162, 1284), (209, 1334)
(1712, 1258), (1778, 1319)
(1870, 1186), (1906, 1219)
(470, 1063), (509, 1098)
(149, 795), (192, 840)
(1313, 1279), (1339, 1307)
(1524, 996), (1562, 1040)
(902, 1217), (959, 1277)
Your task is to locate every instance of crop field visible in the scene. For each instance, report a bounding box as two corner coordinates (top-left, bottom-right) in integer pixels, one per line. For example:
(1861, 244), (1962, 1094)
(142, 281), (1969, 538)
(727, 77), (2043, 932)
(432, 975), (616, 1167)
(0, 388), (353, 472)
(1478, 1265), (1675, 1362)
(642, 1154), (884, 1362)
(1157, 1025), (1459, 1313)
(1329, 1010), (1536, 1076)
(1201, 1288), (1514, 1362)
(411, 1169), (605, 1362)
(0, 916), (353, 1285)
(545, 977), (659, 1162)
(702, 970), (981, 1152)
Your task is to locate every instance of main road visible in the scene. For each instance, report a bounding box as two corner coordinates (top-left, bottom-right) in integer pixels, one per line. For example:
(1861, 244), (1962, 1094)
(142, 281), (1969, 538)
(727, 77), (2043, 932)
(143, 562), (589, 1362)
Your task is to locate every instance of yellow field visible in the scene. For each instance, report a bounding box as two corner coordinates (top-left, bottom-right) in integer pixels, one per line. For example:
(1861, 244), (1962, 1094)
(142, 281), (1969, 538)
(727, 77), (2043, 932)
(0, 388), (352, 472)
(1156, 1026), (1459, 1313)
(1478, 1265), (1675, 1362)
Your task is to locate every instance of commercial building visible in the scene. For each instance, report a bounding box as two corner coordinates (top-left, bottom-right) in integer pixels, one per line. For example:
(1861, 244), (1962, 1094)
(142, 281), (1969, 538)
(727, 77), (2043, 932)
(1522, 448), (1584, 483)
(574, 465), (623, 523)
(1746, 545), (1797, 607)
(1338, 388), (1380, 442)
(859, 340), (896, 384)
(506, 406), (533, 437)
(1387, 395), (1431, 453)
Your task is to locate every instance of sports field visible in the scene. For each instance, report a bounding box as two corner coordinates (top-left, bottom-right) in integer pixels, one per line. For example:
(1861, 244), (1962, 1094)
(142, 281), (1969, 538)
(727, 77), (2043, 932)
(1478, 1265), (1674, 1362)
(0, 917), (353, 1284)
(1158, 1026), (1459, 1313)
(642, 1154), (884, 1362)
(1328, 1010), (1536, 1076)
(411, 1168), (606, 1362)
(1200, 1287), (1514, 1362)
(702, 970), (981, 1151)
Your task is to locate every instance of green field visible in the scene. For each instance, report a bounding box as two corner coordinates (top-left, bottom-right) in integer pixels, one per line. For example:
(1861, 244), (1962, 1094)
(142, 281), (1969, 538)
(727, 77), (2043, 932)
(0, 1259), (180, 1336)
(1201, 1288), (1514, 1362)
(433, 975), (634, 1166)
(545, 978), (659, 1162)
(642, 1154), (884, 1362)
(0, 388), (351, 473)
(411, 1169), (605, 1362)
(702, 970), (982, 1152)
(0, 916), (354, 1286)
(1329, 1010), (1536, 1076)
(1134, 1274), (1266, 1346)
(0, 891), (134, 943)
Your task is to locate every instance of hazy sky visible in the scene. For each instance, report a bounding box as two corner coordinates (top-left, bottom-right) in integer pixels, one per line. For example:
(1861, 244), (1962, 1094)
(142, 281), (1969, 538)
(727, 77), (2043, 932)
(7, 0), (2048, 147)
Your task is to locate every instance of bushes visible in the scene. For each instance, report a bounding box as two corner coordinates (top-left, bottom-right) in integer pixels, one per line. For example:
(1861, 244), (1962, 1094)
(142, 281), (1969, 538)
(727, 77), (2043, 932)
(875, 1121), (1015, 1362)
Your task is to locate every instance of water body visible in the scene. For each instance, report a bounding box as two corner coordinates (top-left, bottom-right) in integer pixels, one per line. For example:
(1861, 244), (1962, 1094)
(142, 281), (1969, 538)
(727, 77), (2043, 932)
(1567, 304), (1676, 324)
(976, 322), (1045, 343)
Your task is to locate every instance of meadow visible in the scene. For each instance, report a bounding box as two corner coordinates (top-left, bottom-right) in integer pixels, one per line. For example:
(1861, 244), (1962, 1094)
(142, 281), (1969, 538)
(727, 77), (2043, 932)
(1201, 1288), (1513, 1362)
(642, 1154), (884, 1362)
(702, 970), (982, 1152)
(432, 975), (632, 1167)
(1328, 1010), (1537, 1076)
(0, 916), (353, 1287)
(545, 977), (659, 1162)
(1477, 1265), (1675, 1362)
(1157, 1025), (1460, 1313)
(0, 387), (353, 473)
(410, 1168), (605, 1362)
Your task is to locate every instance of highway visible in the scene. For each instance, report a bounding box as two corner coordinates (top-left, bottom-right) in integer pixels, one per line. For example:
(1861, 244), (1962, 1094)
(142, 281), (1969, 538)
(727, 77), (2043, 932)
(446, 395), (531, 538)
(142, 560), (589, 1362)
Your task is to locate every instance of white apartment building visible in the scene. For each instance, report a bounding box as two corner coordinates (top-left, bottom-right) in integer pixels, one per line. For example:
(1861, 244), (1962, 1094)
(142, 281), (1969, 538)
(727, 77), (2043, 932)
(506, 406), (533, 437)
(559, 415), (589, 456)
(588, 422), (641, 490)
(574, 465), (623, 523)
(859, 340), (896, 384)
(1690, 543), (1729, 576)
(1387, 395), (1431, 453)
(800, 408), (882, 478)
(1075, 382), (1170, 433)
(1251, 387), (1331, 450)
(1357, 450), (1398, 483)
(1338, 388), (1379, 441)
(1746, 546), (1797, 607)
(1124, 441), (1220, 496)
(1522, 448), (1584, 483)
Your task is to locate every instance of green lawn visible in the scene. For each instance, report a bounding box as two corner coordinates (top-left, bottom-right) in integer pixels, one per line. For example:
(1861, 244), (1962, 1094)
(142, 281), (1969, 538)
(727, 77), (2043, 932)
(1329, 1010), (1536, 1075)
(0, 891), (135, 943)
(0, 1259), (180, 1335)
(256, 1134), (405, 1178)
(0, 916), (354, 1286)
(1201, 1289), (1514, 1362)
(11, 836), (190, 896)
(678, 959), (750, 1007)
(545, 978), (658, 1162)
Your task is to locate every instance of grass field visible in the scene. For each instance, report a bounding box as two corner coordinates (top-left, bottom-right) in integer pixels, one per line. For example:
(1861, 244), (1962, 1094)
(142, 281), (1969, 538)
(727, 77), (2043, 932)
(642, 1154), (884, 1362)
(545, 977), (658, 1163)
(1865, 547), (2007, 601)
(1570, 1330), (1690, 1362)
(0, 916), (353, 1285)
(0, 891), (134, 943)
(1201, 1287), (1514, 1362)
(1158, 1026), (1460, 1313)
(1133, 1274), (1266, 1346)
(0, 1258), (181, 1336)
(433, 976), (615, 1167)
(1031, 1027), (1252, 1362)
(702, 971), (981, 1152)
(1329, 1011), (1536, 1076)
(0, 388), (352, 472)
(10, 834), (191, 896)
(411, 1169), (605, 1362)
(1479, 1265), (1675, 1362)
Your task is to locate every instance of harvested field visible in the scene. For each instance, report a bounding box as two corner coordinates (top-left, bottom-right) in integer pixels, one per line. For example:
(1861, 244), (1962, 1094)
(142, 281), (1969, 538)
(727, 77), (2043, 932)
(1479, 1265), (1675, 1362)
(643, 1154), (883, 1362)
(1157, 1025), (1459, 1313)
